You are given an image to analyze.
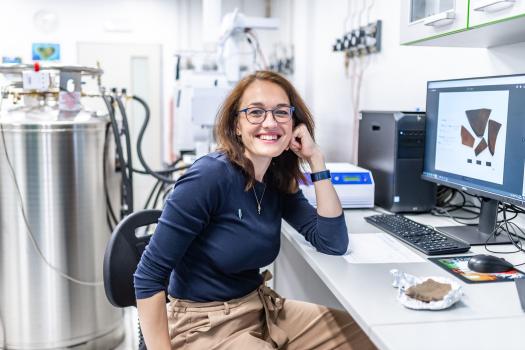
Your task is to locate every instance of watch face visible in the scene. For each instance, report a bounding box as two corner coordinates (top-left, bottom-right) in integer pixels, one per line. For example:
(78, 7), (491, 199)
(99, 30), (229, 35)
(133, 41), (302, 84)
(311, 170), (331, 182)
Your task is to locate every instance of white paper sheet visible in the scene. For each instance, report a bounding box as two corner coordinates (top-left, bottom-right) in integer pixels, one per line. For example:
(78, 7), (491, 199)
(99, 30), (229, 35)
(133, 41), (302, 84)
(343, 233), (425, 264)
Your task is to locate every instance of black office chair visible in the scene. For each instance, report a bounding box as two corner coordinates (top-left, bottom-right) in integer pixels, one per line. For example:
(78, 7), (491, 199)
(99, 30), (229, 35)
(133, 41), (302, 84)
(103, 209), (162, 350)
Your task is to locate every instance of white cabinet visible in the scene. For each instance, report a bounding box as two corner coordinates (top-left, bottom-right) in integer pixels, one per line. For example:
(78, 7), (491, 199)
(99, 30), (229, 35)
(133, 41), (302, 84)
(469, 0), (525, 27)
(401, 0), (525, 47)
(400, 0), (468, 44)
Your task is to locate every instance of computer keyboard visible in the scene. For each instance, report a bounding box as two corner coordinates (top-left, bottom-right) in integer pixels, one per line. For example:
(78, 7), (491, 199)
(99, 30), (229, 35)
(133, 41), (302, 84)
(364, 214), (471, 255)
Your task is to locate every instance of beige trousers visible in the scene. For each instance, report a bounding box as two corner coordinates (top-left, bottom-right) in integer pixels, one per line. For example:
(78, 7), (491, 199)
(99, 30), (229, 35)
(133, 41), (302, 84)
(166, 273), (377, 350)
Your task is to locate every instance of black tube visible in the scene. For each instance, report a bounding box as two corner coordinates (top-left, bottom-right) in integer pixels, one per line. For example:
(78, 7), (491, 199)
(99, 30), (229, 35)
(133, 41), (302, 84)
(131, 96), (190, 176)
(152, 181), (166, 209)
(175, 54), (181, 81)
(144, 180), (162, 210)
(102, 95), (133, 216)
(103, 123), (118, 229)
(132, 163), (190, 175)
(162, 185), (174, 202)
(115, 94), (134, 212)
(122, 97), (190, 177)
(132, 95), (179, 184)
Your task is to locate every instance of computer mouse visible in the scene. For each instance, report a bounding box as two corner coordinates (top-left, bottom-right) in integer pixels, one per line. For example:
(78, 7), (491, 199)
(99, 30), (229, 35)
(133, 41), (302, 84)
(467, 254), (514, 273)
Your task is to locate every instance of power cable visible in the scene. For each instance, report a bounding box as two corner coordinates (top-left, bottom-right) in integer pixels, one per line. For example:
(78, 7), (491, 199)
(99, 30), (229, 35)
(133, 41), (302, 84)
(483, 203), (525, 266)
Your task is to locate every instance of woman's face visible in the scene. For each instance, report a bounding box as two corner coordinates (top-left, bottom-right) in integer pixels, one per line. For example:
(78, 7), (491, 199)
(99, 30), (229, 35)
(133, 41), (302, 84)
(236, 80), (294, 164)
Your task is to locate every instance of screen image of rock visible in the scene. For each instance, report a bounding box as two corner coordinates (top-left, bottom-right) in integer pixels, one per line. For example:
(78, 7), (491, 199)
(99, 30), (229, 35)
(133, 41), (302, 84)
(435, 90), (508, 185)
(487, 119), (502, 155)
(462, 109), (502, 156)
(466, 108), (491, 137)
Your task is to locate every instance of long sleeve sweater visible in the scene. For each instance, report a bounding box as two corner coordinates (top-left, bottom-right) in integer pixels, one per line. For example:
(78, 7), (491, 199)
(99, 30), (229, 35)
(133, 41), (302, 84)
(134, 152), (348, 301)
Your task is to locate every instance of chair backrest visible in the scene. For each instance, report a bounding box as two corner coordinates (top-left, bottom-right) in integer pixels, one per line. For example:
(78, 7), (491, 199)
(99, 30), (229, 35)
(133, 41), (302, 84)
(103, 209), (162, 308)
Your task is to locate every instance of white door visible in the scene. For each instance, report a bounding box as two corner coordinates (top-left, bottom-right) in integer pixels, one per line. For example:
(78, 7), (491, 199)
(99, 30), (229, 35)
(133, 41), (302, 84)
(77, 42), (163, 213)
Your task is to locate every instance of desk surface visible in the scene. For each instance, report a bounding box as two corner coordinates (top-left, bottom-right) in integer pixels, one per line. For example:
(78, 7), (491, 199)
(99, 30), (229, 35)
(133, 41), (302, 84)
(280, 208), (525, 350)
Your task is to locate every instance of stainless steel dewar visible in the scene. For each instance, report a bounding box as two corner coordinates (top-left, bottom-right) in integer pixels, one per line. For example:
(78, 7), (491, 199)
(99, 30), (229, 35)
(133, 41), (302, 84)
(0, 65), (124, 350)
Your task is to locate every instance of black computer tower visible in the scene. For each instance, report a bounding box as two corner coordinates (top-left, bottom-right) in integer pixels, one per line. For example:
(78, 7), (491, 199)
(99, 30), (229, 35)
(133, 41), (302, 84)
(358, 111), (436, 213)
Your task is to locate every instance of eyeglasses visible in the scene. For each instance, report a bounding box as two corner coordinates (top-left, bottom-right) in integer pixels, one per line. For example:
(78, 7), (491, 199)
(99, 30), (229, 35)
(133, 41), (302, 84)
(239, 106), (295, 125)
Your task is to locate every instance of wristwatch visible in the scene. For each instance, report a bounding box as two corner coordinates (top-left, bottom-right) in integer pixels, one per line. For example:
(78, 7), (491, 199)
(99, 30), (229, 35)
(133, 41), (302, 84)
(310, 170), (331, 182)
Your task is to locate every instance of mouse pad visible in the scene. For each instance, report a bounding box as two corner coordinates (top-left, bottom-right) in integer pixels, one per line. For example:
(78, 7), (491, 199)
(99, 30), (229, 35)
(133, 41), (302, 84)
(428, 256), (525, 284)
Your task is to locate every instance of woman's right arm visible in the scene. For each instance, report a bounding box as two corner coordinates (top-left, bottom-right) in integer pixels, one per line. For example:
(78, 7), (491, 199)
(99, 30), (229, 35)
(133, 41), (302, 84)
(137, 291), (171, 349)
(133, 156), (232, 348)
(134, 208), (198, 348)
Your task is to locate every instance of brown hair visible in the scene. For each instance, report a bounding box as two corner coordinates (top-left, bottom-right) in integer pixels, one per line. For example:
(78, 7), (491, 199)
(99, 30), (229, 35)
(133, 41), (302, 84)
(215, 70), (315, 193)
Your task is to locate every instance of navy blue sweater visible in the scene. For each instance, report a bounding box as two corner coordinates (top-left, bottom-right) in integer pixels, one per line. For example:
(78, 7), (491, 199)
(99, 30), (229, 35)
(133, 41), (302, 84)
(134, 152), (348, 301)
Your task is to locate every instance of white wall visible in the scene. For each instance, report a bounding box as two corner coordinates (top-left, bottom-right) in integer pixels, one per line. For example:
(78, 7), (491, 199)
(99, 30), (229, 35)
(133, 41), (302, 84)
(0, 0), (178, 131)
(291, 0), (525, 162)
(291, 0), (525, 227)
(3, 0), (522, 162)
(3, 0), (523, 187)
(0, 0), (183, 212)
(176, 0), (294, 67)
(0, 0), (292, 208)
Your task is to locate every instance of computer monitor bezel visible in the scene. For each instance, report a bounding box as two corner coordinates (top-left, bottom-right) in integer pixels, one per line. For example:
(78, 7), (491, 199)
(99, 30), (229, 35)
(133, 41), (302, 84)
(421, 73), (525, 209)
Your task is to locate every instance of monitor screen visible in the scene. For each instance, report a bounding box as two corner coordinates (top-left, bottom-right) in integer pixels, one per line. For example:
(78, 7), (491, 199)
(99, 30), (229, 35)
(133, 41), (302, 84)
(422, 74), (525, 245)
(422, 74), (525, 208)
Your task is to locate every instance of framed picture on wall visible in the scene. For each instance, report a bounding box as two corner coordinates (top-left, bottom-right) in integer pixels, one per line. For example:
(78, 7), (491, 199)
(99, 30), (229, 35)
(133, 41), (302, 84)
(32, 43), (60, 61)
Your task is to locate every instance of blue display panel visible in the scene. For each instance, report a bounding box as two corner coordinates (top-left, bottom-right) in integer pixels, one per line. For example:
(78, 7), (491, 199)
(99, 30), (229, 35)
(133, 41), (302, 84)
(331, 172), (372, 185)
(302, 172), (372, 185)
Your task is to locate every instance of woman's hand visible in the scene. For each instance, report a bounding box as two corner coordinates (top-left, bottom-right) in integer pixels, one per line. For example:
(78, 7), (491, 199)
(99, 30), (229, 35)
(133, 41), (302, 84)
(289, 124), (342, 216)
(289, 124), (325, 172)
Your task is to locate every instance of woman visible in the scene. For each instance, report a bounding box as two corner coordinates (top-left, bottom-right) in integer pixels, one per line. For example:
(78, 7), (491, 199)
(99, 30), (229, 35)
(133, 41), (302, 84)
(134, 71), (376, 349)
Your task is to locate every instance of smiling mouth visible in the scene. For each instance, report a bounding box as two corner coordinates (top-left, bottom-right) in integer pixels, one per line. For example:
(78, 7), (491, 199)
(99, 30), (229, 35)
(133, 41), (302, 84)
(256, 134), (281, 141)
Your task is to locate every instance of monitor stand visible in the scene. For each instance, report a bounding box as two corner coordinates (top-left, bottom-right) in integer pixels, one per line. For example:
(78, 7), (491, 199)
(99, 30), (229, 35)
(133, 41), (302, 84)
(437, 198), (513, 246)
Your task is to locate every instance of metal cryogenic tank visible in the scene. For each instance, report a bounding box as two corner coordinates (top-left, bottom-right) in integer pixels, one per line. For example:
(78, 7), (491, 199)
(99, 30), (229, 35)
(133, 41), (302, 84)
(0, 66), (124, 349)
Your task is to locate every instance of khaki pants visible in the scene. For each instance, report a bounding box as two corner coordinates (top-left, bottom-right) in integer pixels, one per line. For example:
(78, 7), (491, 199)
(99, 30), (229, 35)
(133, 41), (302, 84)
(167, 273), (376, 350)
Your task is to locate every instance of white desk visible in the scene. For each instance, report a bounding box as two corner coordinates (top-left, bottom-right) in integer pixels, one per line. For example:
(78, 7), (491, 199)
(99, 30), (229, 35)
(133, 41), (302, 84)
(275, 208), (525, 350)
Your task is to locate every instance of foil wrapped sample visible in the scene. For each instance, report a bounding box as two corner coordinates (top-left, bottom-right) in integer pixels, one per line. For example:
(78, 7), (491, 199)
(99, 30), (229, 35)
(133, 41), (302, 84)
(390, 269), (463, 310)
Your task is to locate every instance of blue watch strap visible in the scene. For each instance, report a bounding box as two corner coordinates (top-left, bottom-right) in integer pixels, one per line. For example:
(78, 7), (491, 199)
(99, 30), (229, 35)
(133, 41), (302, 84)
(310, 170), (331, 182)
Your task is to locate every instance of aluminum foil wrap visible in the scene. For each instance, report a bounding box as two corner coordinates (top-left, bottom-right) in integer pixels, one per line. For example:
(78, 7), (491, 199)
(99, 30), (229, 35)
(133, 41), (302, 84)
(390, 269), (463, 310)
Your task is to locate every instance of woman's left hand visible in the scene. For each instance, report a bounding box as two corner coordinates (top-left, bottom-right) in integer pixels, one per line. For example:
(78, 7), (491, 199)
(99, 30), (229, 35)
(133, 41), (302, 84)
(288, 124), (323, 165)
(290, 125), (340, 217)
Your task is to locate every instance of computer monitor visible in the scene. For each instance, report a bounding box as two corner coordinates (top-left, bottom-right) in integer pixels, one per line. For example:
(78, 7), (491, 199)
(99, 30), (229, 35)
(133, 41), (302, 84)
(422, 74), (525, 245)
